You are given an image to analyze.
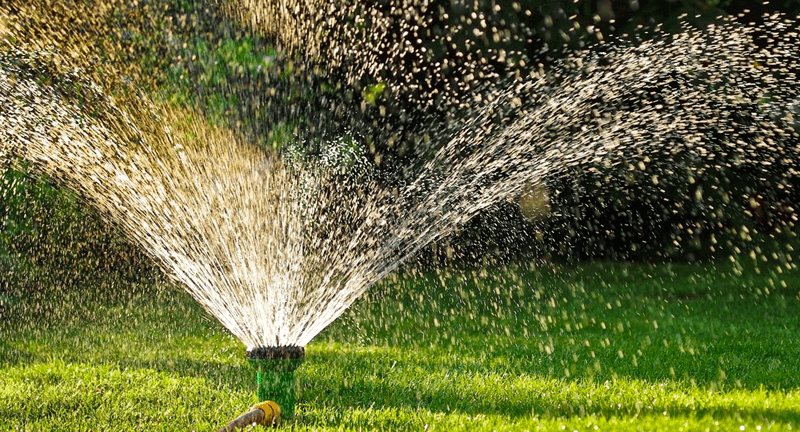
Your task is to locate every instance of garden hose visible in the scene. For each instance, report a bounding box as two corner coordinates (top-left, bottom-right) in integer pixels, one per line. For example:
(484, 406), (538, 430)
(215, 400), (281, 432)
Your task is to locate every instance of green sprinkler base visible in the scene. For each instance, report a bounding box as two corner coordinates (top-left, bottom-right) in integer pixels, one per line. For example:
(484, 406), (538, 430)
(246, 346), (305, 419)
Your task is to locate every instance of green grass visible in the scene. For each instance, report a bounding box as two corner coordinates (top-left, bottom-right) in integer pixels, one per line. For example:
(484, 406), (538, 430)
(1, 261), (799, 431)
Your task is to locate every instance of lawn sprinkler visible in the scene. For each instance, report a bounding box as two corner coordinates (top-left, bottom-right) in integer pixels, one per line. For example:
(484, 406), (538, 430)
(247, 346), (305, 418)
(214, 346), (304, 431)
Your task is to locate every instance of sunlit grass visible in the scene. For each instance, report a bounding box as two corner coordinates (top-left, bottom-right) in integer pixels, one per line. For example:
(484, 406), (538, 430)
(1, 261), (799, 431)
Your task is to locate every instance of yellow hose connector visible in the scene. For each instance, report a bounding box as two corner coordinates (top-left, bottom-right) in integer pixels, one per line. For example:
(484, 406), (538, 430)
(251, 400), (281, 425)
(215, 400), (282, 432)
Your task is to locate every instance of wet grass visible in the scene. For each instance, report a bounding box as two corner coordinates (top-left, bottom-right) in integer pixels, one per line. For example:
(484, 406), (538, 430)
(1, 260), (799, 431)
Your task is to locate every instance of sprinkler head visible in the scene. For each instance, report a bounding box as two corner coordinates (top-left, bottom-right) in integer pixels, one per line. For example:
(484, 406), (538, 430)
(247, 346), (305, 361)
(247, 346), (305, 419)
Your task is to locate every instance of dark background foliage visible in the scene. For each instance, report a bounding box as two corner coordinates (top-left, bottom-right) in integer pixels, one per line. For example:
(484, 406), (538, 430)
(1, 0), (799, 306)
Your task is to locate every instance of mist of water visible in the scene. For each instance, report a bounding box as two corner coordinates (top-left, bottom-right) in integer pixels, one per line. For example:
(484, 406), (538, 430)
(1, 3), (798, 349)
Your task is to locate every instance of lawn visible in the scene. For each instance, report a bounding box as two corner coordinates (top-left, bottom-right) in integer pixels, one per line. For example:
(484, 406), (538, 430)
(1, 260), (799, 431)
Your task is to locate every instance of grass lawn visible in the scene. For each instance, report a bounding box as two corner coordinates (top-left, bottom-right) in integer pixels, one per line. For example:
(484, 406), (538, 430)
(1, 260), (799, 431)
